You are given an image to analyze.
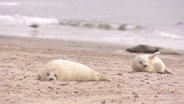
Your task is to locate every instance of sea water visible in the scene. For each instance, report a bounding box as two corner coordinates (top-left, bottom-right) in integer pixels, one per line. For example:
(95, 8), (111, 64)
(0, 0), (184, 50)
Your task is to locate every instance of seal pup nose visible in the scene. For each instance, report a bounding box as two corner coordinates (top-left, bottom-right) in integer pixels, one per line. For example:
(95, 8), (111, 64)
(49, 78), (54, 81)
(144, 65), (147, 67)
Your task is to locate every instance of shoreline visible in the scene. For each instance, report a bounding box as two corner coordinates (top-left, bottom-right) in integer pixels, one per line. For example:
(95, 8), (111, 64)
(1, 35), (183, 54)
(0, 35), (128, 49)
(0, 35), (184, 104)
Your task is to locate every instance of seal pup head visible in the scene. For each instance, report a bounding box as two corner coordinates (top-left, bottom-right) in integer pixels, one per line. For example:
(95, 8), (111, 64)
(132, 52), (160, 72)
(38, 69), (59, 81)
(139, 52), (160, 68)
(133, 55), (148, 71)
(46, 72), (58, 81)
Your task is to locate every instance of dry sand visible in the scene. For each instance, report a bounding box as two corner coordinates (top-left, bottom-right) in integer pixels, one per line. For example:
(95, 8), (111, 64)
(0, 36), (184, 104)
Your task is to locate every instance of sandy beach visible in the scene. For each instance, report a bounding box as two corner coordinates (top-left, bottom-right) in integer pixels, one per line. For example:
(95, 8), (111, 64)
(0, 36), (184, 104)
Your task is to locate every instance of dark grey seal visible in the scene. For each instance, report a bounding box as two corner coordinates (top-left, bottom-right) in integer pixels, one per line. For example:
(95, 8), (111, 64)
(126, 44), (180, 55)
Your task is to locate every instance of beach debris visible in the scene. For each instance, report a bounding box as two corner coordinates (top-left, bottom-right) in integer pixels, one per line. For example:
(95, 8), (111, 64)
(101, 100), (106, 104)
(29, 24), (39, 29)
(73, 91), (79, 94)
(132, 92), (139, 98)
(176, 22), (184, 25)
(117, 72), (123, 76)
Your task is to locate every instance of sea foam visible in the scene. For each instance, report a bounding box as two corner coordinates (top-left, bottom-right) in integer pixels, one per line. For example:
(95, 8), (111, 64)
(0, 15), (59, 26)
(159, 32), (182, 39)
(0, 2), (19, 6)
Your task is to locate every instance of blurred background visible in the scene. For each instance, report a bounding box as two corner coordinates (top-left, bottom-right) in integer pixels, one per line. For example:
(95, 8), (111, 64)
(0, 0), (184, 50)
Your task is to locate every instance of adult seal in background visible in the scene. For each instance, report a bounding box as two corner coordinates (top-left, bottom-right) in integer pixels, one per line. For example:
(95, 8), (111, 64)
(126, 44), (181, 55)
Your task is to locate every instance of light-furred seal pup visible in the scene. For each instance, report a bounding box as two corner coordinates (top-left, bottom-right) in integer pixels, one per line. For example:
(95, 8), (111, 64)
(38, 59), (109, 81)
(132, 52), (173, 74)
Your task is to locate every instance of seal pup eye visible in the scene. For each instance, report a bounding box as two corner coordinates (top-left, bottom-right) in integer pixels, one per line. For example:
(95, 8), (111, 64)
(47, 74), (49, 76)
(139, 61), (143, 64)
(54, 74), (58, 80)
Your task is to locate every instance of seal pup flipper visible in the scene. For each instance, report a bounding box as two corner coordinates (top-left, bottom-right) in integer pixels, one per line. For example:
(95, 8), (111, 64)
(165, 68), (174, 74)
(97, 74), (110, 81)
(149, 51), (160, 59)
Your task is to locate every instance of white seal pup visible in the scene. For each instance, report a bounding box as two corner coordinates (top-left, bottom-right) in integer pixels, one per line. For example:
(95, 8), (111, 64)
(38, 59), (109, 81)
(132, 52), (173, 74)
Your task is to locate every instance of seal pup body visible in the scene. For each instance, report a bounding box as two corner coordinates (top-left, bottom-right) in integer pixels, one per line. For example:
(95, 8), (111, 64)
(132, 52), (173, 74)
(38, 59), (109, 81)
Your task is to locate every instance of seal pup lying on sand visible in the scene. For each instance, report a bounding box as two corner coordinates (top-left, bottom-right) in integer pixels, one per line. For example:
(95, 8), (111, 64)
(132, 52), (173, 74)
(38, 59), (109, 81)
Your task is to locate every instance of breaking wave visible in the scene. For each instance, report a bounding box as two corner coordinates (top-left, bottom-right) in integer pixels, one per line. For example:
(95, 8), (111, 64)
(0, 15), (143, 31)
(0, 15), (59, 25)
(59, 20), (143, 31)
(0, 2), (20, 6)
(159, 32), (182, 39)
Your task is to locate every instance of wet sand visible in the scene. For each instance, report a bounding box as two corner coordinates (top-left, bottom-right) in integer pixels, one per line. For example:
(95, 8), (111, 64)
(0, 36), (184, 104)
